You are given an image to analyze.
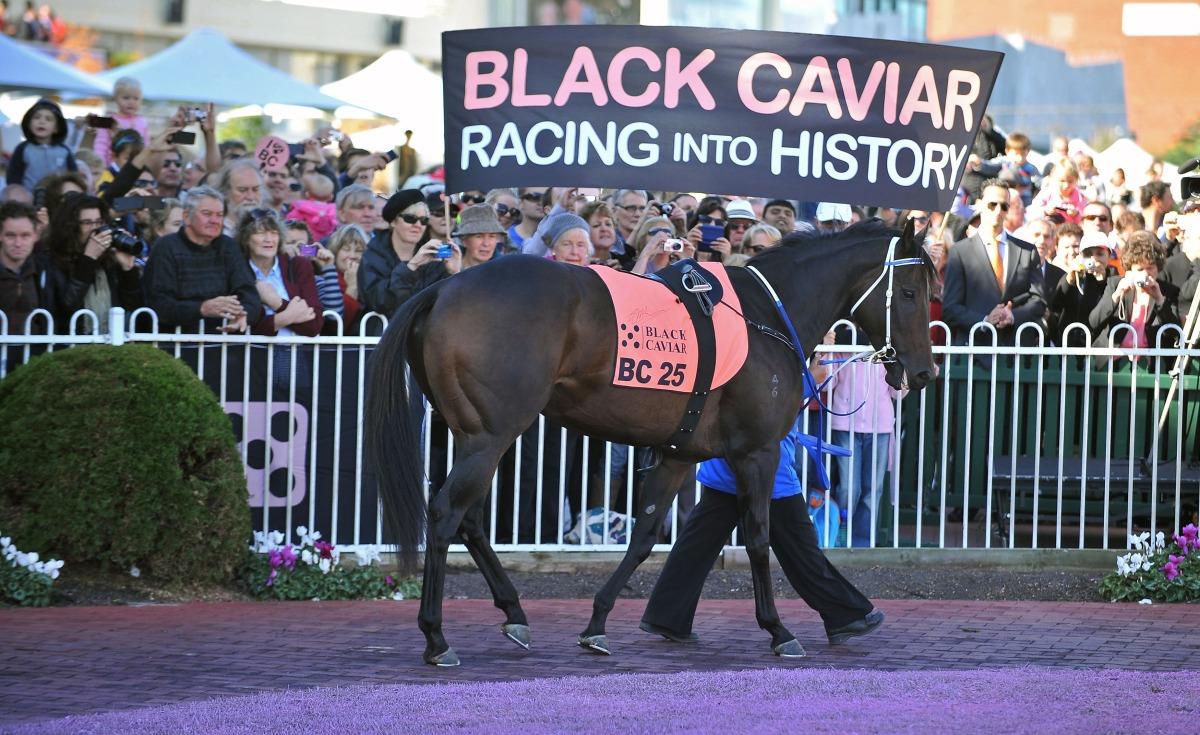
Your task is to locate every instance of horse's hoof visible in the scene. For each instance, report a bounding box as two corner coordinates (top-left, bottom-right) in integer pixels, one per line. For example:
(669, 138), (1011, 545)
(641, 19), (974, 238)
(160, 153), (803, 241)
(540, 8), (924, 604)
(502, 623), (532, 650)
(424, 647), (461, 667)
(578, 634), (611, 655)
(773, 639), (807, 659)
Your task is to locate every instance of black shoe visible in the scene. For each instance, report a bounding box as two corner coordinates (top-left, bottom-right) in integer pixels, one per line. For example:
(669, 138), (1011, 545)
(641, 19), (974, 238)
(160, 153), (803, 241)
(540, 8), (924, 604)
(639, 620), (699, 643)
(825, 609), (885, 645)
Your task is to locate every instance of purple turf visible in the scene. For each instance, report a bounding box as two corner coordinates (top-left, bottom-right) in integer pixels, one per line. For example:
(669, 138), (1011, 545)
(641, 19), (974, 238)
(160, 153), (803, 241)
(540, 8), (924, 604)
(9, 667), (1197, 734)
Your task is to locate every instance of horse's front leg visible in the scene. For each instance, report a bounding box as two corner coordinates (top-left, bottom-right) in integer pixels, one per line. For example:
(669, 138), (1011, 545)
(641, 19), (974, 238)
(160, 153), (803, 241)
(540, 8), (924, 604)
(731, 446), (803, 657)
(579, 457), (692, 655)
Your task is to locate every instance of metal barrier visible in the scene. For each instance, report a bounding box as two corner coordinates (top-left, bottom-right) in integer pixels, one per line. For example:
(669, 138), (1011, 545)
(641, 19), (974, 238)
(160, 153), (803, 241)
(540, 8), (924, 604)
(3, 307), (1198, 556)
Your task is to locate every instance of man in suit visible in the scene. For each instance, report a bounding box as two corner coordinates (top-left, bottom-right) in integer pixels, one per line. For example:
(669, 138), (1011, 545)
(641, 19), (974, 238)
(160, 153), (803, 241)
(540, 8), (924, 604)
(942, 179), (1047, 345)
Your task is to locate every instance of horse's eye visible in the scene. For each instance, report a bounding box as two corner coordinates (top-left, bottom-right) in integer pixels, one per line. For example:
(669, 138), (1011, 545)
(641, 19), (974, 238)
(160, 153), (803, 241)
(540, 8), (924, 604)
(901, 287), (916, 299)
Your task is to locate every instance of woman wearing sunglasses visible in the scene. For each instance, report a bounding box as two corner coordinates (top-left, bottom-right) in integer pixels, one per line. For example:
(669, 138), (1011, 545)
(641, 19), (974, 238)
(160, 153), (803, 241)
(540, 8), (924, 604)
(683, 205), (733, 264)
(631, 215), (697, 276)
(485, 187), (522, 256)
(359, 188), (461, 317)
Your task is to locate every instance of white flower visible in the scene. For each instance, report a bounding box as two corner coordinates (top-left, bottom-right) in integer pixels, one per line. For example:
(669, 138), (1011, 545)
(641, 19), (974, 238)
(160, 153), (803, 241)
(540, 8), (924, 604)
(1138, 598), (1153, 605)
(357, 547), (381, 566)
(301, 550), (315, 565)
(392, 591), (405, 601)
(0, 536), (10, 548)
(49, 568), (60, 580)
(318, 558), (332, 574)
(1155, 532), (1166, 549)
(1116, 556), (1130, 577)
(296, 526), (308, 538)
(26, 551), (38, 564)
(1129, 532), (1150, 551)
(269, 531), (285, 547)
(309, 530), (322, 542)
(129, 565), (141, 578)
(16, 552), (29, 568)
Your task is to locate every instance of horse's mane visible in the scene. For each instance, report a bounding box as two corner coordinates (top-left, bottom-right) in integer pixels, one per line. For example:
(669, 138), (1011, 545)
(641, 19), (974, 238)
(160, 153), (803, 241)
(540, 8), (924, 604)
(748, 217), (938, 285)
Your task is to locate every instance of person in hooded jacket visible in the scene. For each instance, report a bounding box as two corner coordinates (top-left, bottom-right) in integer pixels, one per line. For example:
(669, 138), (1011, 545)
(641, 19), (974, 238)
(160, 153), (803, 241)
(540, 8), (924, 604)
(6, 98), (78, 191)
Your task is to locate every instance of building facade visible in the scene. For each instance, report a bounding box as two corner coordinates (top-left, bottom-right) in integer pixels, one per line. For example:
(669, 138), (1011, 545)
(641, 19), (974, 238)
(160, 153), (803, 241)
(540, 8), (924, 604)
(927, 0), (1198, 154)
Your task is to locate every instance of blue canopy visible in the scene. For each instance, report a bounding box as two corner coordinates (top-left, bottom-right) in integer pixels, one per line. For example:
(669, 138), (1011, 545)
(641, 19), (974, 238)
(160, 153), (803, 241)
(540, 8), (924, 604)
(98, 28), (347, 109)
(0, 34), (110, 95)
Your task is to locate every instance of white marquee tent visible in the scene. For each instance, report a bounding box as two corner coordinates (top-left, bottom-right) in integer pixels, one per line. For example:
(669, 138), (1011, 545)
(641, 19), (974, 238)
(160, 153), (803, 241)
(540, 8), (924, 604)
(98, 28), (346, 109)
(0, 33), (109, 96)
(321, 50), (444, 163)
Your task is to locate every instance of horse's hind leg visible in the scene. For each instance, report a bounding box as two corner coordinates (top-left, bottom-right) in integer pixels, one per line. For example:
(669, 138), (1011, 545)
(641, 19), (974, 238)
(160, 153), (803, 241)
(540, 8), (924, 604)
(731, 448), (802, 657)
(457, 500), (531, 649)
(419, 440), (508, 666)
(579, 457), (692, 655)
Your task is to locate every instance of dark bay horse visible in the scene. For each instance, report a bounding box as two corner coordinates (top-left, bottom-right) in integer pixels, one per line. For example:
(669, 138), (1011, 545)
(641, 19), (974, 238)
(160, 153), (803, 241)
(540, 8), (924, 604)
(366, 218), (936, 666)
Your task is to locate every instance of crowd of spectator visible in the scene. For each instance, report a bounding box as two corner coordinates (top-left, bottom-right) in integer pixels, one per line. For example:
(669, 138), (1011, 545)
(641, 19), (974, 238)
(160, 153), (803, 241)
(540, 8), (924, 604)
(1, 75), (1198, 546)
(0, 1), (67, 44)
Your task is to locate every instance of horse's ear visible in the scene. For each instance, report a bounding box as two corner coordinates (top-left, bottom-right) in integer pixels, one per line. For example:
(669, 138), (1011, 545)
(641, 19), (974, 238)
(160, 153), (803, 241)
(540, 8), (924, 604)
(900, 215), (917, 254)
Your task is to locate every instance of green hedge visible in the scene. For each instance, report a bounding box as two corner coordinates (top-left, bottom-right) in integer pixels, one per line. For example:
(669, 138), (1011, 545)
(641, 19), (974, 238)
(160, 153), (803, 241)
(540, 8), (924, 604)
(0, 344), (250, 583)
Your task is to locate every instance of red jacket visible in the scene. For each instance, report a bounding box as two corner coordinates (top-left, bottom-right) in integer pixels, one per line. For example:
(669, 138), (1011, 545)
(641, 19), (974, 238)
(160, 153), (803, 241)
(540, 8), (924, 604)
(252, 254), (325, 337)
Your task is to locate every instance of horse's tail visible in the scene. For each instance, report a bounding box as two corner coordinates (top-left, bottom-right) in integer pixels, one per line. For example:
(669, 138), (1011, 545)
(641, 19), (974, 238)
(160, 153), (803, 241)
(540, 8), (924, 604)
(366, 285), (440, 573)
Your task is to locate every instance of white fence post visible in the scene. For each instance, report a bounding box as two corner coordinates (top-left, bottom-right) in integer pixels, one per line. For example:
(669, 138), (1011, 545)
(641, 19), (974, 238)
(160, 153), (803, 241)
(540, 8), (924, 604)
(108, 307), (126, 347)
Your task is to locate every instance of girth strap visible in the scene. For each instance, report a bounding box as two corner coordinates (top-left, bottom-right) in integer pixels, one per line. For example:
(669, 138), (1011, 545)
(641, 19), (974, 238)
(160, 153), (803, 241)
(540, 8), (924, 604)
(649, 260), (720, 451)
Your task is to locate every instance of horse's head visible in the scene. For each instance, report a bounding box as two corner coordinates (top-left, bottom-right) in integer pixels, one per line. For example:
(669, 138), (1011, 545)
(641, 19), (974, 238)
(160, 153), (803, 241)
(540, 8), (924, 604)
(849, 217), (937, 391)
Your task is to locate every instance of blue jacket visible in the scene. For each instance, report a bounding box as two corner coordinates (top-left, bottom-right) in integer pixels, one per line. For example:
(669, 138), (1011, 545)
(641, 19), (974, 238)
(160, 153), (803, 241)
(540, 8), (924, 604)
(696, 424), (850, 498)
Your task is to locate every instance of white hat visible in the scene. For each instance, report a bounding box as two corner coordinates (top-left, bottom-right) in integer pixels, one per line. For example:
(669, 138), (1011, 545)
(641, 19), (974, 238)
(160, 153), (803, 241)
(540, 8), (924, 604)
(816, 202), (852, 223)
(1079, 231), (1110, 253)
(725, 199), (758, 222)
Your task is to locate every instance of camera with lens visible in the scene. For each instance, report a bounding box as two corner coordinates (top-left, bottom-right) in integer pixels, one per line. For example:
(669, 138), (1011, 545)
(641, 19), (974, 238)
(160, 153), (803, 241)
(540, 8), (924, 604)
(98, 225), (146, 257)
(1180, 156), (1200, 200)
(189, 107), (207, 123)
(1076, 256), (1100, 273)
(663, 238), (685, 253)
(657, 201), (674, 216)
(327, 130), (345, 143)
(1132, 273), (1149, 288)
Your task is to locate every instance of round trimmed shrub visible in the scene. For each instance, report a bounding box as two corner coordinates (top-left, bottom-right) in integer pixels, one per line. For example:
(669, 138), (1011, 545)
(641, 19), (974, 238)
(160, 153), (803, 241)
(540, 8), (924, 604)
(0, 344), (250, 583)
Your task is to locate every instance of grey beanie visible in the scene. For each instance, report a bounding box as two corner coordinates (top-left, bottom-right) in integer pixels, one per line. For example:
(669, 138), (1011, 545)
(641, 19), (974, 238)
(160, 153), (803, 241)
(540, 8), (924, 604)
(540, 212), (590, 250)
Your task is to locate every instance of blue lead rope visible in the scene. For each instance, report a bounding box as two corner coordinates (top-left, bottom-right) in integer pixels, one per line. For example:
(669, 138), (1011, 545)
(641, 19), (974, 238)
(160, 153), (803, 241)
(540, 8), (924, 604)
(745, 265), (863, 477)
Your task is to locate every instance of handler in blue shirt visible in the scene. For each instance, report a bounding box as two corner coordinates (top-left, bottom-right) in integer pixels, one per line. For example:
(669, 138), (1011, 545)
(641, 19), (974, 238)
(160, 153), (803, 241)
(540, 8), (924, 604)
(639, 423), (884, 648)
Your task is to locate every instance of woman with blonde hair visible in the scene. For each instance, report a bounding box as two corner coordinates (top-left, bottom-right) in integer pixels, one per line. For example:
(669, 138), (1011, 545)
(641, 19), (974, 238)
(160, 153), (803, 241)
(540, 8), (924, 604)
(320, 223), (370, 333)
(630, 215), (696, 275)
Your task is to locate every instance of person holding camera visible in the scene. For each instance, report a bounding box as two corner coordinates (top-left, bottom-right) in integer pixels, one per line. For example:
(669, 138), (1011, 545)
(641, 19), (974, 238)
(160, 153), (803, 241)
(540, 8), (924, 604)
(38, 193), (142, 332)
(631, 214), (697, 275)
(359, 189), (460, 317)
(1088, 230), (1180, 353)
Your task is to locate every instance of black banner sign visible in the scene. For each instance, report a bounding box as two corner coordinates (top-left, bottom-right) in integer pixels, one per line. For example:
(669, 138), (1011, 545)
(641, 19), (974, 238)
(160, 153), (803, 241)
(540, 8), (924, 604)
(442, 26), (1003, 211)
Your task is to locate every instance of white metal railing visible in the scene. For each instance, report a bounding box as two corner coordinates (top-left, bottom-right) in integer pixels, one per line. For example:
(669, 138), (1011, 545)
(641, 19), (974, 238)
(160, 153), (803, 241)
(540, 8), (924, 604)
(3, 307), (1198, 555)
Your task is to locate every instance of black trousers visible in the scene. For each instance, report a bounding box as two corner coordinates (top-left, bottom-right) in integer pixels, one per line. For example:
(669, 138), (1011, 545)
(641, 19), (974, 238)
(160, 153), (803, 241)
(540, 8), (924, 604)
(642, 487), (873, 635)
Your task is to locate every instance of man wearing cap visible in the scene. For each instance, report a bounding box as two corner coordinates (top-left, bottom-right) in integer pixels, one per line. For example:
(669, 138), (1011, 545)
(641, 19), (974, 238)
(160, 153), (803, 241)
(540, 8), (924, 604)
(815, 202), (852, 234)
(359, 188), (460, 317)
(1048, 231), (1112, 347)
(724, 199), (758, 252)
(763, 199), (797, 234)
(942, 179), (1046, 346)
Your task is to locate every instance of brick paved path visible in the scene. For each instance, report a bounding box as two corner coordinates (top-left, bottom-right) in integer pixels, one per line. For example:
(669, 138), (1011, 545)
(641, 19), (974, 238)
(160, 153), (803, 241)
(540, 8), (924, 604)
(2, 598), (1197, 726)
